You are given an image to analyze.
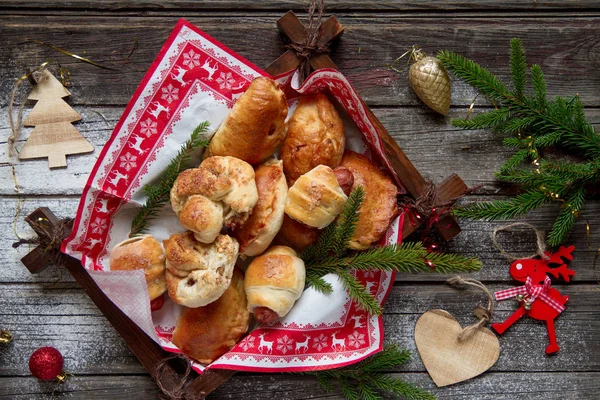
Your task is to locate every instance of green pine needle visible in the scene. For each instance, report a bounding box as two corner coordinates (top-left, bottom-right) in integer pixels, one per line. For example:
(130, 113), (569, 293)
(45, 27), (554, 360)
(547, 187), (585, 246)
(337, 268), (382, 315)
(129, 121), (210, 237)
(510, 38), (527, 98)
(453, 190), (548, 221)
(437, 49), (510, 103)
(531, 64), (547, 109)
(304, 345), (435, 400)
(438, 39), (600, 246)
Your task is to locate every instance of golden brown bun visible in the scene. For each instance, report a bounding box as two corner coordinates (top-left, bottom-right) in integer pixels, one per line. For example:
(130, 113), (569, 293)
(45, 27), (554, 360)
(280, 94), (345, 185)
(204, 77), (288, 164)
(172, 268), (249, 364)
(163, 232), (239, 308)
(170, 156), (258, 243)
(110, 235), (166, 301)
(244, 246), (305, 322)
(340, 151), (399, 249)
(275, 214), (320, 252)
(285, 165), (347, 229)
(232, 159), (287, 256)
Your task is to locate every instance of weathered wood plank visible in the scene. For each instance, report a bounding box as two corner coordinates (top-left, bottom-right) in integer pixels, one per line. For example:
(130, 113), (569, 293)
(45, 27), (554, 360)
(3, 107), (599, 196)
(1, 283), (597, 377)
(1, 0), (599, 12)
(1, 16), (600, 107)
(1, 371), (599, 399)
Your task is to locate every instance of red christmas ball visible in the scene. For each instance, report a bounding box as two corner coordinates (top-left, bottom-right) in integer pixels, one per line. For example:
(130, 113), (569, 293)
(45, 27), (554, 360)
(29, 347), (64, 381)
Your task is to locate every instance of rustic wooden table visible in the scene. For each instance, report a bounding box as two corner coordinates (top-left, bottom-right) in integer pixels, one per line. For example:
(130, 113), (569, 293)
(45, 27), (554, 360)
(1, 1), (599, 399)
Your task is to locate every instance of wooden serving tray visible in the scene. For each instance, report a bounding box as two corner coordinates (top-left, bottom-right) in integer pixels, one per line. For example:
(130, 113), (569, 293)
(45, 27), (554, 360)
(20, 11), (467, 398)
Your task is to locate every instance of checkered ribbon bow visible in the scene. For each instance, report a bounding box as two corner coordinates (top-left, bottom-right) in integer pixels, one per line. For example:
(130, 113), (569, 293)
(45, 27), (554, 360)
(494, 276), (565, 313)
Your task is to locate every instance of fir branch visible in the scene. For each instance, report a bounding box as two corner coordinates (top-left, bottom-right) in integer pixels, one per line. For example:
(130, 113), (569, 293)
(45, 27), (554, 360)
(129, 121), (210, 236)
(547, 187), (585, 246)
(337, 268), (382, 315)
(305, 345), (435, 400)
(451, 108), (510, 130)
(330, 187), (365, 258)
(510, 38), (527, 98)
(499, 149), (529, 174)
(438, 39), (600, 245)
(305, 269), (334, 294)
(310, 242), (482, 276)
(531, 64), (547, 109)
(437, 49), (511, 103)
(453, 190), (548, 221)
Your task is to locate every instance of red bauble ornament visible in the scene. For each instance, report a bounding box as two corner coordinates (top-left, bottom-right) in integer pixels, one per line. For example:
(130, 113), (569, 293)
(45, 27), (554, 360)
(29, 347), (64, 381)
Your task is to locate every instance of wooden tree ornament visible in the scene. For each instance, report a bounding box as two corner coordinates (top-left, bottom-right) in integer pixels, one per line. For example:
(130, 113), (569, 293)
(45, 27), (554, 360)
(265, 11), (467, 241)
(20, 70), (94, 168)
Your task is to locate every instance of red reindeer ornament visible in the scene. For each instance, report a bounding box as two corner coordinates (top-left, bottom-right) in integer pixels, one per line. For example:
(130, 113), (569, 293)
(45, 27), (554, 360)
(492, 245), (576, 354)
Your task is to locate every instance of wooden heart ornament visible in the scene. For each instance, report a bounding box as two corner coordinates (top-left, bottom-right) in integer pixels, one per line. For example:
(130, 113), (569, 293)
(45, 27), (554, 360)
(415, 309), (500, 387)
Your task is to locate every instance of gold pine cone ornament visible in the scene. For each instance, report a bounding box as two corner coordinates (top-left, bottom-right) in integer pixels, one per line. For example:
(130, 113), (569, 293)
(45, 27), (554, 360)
(408, 51), (451, 116)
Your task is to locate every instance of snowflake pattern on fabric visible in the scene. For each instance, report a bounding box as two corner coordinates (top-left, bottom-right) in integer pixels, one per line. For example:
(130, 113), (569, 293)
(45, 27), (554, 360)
(238, 336), (255, 351)
(347, 331), (366, 348)
(312, 334), (329, 351)
(276, 335), (294, 354)
(161, 84), (179, 103)
(182, 49), (201, 68)
(90, 217), (107, 234)
(139, 118), (158, 137)
(216, 71), (235, 90)
(119, 152), (137, 171)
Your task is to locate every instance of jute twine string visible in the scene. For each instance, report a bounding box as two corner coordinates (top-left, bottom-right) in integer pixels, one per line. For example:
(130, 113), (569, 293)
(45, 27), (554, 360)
(400, 180), (482, 223)
(447, 276), (494, 341)
(12, 216), (73, 266)
(491, 222), (549, 261)
(154, 354), (198, 400)
(8, 62), (50, 158)
(285, 0), (329, 83)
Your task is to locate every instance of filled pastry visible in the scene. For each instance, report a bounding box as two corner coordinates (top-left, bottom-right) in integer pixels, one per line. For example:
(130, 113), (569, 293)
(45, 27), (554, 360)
(244, 246), (305, 323)
(163, 232), (239, 308)
(172, 268), (249, 364)
(285, 164), (348, 229)
(232, 159), (287, 256)
(280, 94), (345, 185)
(339, 150), (399, 249)
(109, 235), (167, 301)
(204, 77), (288, 164)
(170, 156), (258, 243)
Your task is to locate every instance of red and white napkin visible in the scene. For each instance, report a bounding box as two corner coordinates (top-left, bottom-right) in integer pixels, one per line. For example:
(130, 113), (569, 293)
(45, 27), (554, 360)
(62, 19), (405, 374)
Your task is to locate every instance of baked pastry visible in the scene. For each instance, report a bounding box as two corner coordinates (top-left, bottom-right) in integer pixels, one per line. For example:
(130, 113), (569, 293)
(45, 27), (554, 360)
(110, 235), (167, 301)
(232, 159), (287, 256)
(339, 151), (399, 250)
(244, 246), (305, 323)
(285, 165), (347, 229)
(163, 232), (239, 308)
(172, 268), (249, 364)
(204, 77), (288, 164)
(275, 214), (320, 252)
(170, 156), (258, 243)
(280, 94), (345, 185)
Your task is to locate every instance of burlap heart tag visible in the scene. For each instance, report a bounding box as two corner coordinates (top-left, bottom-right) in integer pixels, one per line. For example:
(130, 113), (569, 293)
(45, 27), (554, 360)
(415, 309), (500, 387)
